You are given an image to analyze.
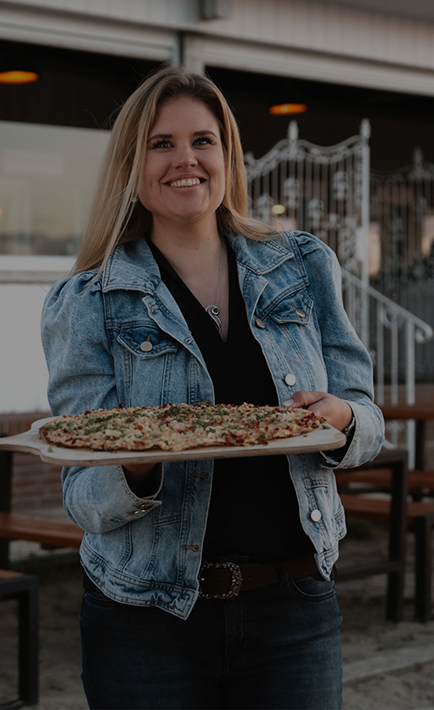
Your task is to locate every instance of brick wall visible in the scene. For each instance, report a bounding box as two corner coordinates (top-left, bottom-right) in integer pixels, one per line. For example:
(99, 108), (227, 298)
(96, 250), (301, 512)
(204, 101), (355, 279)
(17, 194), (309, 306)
(0, 412), (63, 513)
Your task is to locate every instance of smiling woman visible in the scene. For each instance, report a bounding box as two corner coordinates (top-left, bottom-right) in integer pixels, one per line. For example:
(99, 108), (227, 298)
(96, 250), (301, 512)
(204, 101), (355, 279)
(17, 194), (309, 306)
(40, 65), (384, 710)
(71, 66), (273, 278)
(139, 97), (226, 233)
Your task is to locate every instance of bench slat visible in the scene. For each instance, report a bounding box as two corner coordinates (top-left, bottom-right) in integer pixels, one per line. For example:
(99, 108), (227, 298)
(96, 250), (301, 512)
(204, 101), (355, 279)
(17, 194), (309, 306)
(340, 494), (434, 523)
(0, 512), (83, 548)
(338, 469), (434, 490)
(0, 568), (24, 580)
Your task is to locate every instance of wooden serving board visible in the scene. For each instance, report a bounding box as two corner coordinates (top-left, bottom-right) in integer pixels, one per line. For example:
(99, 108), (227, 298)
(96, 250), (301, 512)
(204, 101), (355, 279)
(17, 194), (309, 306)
(0, 417), (347, 466)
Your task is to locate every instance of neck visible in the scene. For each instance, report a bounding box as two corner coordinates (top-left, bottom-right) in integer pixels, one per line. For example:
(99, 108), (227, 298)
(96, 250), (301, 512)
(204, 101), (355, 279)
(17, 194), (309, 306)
(151, 213), (220, 248)
(150, 214), (229, 341)
(149, 216), (222, 277)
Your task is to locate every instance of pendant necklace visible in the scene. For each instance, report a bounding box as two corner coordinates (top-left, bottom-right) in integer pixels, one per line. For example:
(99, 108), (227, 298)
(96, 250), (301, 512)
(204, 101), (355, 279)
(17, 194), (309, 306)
(205, 241), (225, 334)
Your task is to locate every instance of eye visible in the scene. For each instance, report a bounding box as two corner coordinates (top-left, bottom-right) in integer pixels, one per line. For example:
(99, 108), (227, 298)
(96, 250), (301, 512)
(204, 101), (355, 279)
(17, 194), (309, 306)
(151, 139), (173, 149)
(193, 136), (213, 146)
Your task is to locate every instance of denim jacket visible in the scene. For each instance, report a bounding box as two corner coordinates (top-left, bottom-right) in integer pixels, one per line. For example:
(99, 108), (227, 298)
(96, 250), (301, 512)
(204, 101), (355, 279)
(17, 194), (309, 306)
(41, 231), (384, 619)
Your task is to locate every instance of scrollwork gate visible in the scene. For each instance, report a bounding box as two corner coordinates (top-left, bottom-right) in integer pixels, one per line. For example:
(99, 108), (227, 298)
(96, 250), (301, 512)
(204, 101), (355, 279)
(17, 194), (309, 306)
(244, 119), (371, 285)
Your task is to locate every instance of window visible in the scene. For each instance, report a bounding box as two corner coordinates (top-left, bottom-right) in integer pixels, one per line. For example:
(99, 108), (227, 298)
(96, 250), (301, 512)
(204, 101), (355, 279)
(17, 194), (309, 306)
(0, 120), (110, 255)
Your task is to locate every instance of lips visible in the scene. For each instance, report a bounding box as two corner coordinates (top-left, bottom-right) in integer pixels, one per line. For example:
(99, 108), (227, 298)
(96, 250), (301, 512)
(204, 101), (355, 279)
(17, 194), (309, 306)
(167, 178), (203, 188)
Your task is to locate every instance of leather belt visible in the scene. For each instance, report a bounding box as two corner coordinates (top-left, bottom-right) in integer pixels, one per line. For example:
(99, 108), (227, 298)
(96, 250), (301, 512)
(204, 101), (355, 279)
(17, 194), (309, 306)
(198, 553), (319, 599)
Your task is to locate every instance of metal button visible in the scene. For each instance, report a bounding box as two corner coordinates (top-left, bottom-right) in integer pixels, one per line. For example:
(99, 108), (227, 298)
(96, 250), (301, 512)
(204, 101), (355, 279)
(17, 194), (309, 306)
(140, 341), (153, 352)
(284, 373), (296, 387)
(310, 509), (322, 522)
(295, 308), (306, 318)
(255, 318), (266, 329)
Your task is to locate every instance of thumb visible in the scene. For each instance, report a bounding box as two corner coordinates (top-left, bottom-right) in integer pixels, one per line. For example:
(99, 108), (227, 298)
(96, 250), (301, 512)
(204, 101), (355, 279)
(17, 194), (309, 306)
(283, 391), (324, 409)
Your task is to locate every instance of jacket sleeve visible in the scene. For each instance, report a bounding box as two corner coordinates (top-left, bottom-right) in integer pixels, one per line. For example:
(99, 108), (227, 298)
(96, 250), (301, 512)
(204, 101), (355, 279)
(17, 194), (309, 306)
(41, 272), (163, 534)
(295, 231), (385, 469)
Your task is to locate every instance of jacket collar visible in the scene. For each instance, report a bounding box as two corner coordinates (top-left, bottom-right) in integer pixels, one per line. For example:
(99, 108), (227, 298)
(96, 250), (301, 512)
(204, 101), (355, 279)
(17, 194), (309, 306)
(101, 234), (295, 294)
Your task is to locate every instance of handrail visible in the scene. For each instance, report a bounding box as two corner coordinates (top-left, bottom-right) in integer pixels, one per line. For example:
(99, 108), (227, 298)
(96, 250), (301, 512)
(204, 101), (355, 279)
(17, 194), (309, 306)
(342, 268), (433, 345)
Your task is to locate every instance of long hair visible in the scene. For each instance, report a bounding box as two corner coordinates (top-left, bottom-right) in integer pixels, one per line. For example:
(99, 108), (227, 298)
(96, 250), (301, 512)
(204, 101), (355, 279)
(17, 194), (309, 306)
(72, 65), (275, 275)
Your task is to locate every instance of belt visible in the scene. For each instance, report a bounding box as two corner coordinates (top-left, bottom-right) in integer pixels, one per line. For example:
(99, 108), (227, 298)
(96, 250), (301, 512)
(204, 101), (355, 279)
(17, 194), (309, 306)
(198, 553), (319, 599)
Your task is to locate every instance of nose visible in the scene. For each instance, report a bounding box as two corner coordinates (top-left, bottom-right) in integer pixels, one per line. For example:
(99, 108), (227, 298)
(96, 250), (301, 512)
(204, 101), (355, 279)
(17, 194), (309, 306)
(172, 143), (198, 169)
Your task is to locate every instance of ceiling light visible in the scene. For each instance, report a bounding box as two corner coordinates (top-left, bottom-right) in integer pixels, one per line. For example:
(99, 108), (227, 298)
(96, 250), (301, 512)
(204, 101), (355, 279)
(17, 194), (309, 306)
(0, 70), (39, 84)
(269, 104), (307, 115)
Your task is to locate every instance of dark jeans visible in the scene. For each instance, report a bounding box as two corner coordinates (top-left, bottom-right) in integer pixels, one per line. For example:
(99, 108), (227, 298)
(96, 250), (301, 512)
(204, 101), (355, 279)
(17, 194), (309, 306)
(80, 575), (342, 710)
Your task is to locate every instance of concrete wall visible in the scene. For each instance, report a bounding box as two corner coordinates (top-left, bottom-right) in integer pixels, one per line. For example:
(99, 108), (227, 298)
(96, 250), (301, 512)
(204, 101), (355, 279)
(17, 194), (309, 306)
(0, 257), (73, 413)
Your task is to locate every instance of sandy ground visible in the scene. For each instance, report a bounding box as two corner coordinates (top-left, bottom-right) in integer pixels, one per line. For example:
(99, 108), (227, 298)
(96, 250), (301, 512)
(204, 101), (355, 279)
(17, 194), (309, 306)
(2, 521), (434, 710)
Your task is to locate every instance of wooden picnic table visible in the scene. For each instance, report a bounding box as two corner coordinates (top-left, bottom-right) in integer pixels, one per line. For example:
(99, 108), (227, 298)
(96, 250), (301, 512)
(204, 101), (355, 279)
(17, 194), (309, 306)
(0, 442), (82, 568)
(379, 403), (434, 470)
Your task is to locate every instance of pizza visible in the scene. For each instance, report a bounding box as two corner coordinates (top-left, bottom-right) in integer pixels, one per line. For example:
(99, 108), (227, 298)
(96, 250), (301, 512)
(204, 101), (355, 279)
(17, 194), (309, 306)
(39, 402), (327, 453)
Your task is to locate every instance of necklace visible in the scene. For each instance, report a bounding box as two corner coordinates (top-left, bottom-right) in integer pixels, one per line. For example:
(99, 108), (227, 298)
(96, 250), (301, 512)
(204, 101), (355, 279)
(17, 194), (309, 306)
(205, 240), (225, 334)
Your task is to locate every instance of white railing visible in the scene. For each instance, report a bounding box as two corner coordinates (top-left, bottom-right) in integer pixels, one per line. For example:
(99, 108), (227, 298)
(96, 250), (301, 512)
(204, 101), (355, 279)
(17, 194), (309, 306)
(342, 267), (433, 467)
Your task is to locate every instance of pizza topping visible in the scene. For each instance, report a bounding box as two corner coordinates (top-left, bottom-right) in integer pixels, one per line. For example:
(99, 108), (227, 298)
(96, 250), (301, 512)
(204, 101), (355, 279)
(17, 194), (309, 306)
(39, 402), (326, 452)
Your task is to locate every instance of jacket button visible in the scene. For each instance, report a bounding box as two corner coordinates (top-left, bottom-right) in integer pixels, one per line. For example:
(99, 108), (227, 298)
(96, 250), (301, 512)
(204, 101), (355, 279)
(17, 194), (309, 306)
(293, 306), (306, 318)
(310, 509), (322, 522)
(140, 341), (153, 352)
(255, 318), (266, 329)
(284, 373), (296, 386)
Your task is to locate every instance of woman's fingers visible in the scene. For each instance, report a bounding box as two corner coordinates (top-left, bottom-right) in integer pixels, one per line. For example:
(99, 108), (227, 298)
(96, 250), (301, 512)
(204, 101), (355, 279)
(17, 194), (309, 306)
(283, 391), (353, 431)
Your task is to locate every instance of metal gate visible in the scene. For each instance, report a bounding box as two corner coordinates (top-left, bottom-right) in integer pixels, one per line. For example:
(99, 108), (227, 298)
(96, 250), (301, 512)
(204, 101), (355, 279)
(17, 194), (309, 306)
(244, 123), (434, 464)
(370, 149), (434, 381)
(244, 119), (371, 284)
(370, 148), (434, 280)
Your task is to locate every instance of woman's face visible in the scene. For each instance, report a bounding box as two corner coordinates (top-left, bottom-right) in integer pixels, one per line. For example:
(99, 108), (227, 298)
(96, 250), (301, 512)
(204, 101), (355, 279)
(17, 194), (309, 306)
(138, 96), (226, 232)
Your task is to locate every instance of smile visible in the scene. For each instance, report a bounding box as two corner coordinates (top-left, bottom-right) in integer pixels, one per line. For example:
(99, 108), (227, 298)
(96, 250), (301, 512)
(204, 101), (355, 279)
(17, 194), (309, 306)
(168, 178), (203, 188)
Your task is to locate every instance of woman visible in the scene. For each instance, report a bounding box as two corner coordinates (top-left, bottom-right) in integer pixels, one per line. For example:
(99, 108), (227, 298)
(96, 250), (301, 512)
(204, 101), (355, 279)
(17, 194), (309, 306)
(41, 66), (384, 710)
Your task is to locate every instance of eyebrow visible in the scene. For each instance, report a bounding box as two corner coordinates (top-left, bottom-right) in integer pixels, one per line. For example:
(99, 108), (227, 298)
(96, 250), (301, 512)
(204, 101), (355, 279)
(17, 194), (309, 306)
(147, 130), (218, 142)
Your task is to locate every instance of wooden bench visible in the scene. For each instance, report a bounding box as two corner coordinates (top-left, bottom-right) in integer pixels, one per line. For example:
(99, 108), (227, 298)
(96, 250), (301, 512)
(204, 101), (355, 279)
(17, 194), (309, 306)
(340, 492), (434, 622)
(338, 467), (434, 501)
(0, 446), (83, 569)
(0, 511), (83, 551)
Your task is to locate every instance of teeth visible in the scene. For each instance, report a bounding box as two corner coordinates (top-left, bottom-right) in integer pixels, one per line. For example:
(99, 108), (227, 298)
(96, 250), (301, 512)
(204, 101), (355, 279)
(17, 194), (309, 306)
(169, 178), (201, 188)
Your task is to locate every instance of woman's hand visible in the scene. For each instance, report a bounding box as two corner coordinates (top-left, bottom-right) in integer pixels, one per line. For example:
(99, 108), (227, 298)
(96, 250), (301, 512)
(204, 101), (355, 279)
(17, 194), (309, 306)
(284, 391), (353, 432)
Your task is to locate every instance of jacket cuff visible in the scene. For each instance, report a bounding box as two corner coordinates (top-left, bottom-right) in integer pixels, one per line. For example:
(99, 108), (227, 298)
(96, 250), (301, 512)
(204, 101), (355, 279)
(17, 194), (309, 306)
(321, 400), (384, 470)
(119, 462), (164, 519)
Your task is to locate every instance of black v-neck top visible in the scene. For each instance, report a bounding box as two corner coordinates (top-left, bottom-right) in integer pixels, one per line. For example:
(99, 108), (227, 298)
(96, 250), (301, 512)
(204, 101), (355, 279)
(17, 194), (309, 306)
(148, 239), (314, 563)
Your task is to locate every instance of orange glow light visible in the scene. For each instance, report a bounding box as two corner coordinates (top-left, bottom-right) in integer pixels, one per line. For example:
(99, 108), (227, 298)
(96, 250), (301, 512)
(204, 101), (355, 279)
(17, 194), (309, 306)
(269, 103), (307, 115)
(0, 70), (39, 84)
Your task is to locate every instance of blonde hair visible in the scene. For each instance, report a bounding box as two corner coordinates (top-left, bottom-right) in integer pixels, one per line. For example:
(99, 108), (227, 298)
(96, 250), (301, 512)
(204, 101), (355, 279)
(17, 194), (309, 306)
(72, 65), (275, 276)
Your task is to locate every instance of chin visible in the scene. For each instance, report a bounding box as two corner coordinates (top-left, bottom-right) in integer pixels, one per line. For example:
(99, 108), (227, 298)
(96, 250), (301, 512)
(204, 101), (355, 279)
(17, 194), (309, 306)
(168, 206), (216, 223)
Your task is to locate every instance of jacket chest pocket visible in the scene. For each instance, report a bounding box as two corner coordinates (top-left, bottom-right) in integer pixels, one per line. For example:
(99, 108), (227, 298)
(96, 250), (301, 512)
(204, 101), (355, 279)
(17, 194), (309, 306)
(265, 288), (313, 326)
(117, 325), (178, 359)
(116, 325), (179, 406)
(259, 288), (326, 392)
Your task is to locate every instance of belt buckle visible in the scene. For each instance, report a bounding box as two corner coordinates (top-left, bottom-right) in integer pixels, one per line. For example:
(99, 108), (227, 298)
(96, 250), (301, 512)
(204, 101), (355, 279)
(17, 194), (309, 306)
(198, 561), (243, 599)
